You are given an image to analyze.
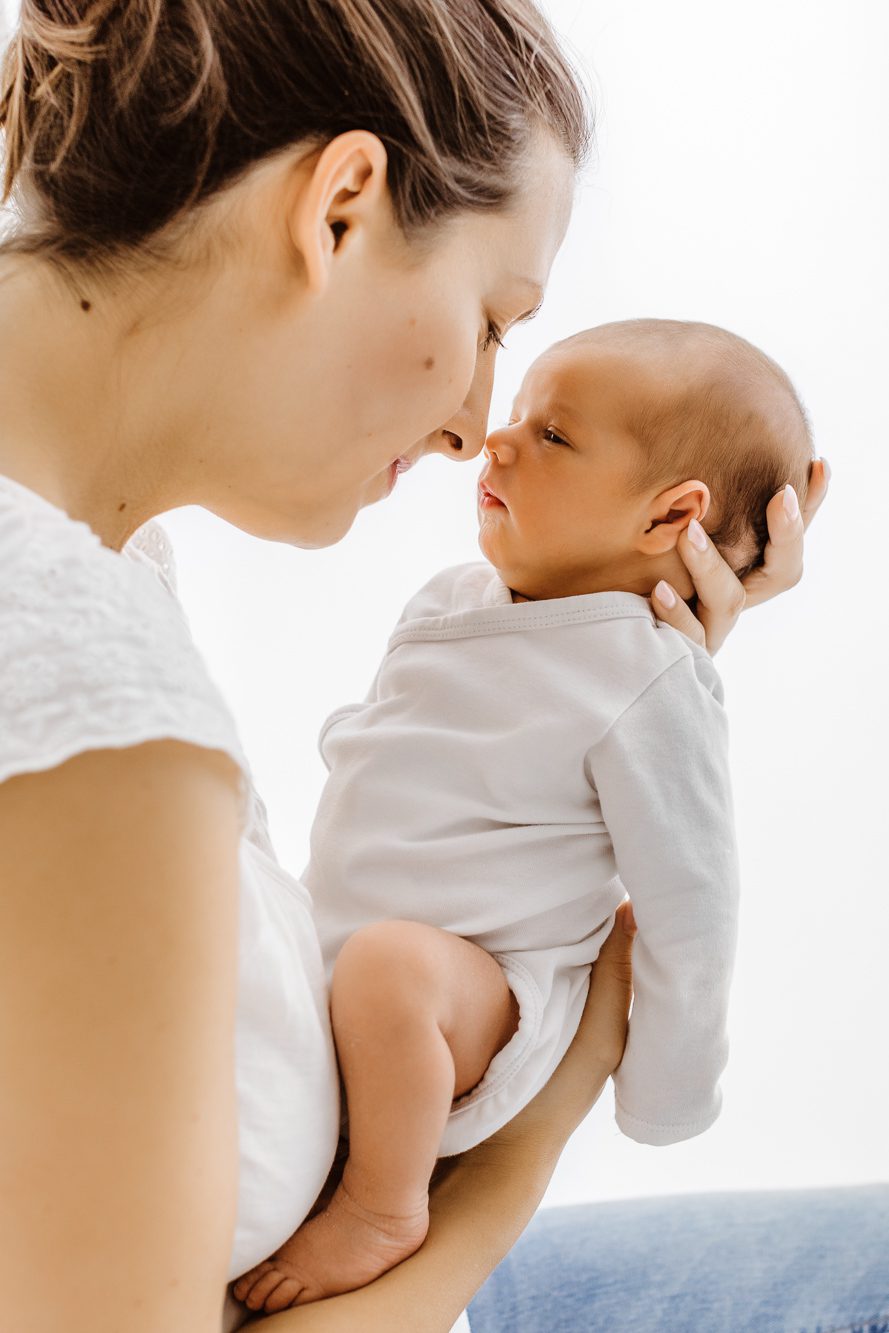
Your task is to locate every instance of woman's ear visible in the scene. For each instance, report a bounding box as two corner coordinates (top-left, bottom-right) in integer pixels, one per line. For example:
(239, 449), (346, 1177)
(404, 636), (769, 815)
(286, 131), (390, 295)
(636, 479), (711, 555)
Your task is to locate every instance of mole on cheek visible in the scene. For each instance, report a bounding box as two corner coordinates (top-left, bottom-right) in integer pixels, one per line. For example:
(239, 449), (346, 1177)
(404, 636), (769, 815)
(424, 356), (435, 371)
(80, 299), (92, 312)
(118, 502), (126, 512)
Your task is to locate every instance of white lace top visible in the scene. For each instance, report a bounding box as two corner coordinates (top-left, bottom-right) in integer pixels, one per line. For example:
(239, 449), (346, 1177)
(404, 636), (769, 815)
(0, 474), (341, 1290)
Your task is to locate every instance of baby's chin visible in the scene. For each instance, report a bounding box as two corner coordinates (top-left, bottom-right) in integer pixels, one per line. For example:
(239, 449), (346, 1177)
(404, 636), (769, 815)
(484, 558), (553, 602)
(477, 534), (566, 601)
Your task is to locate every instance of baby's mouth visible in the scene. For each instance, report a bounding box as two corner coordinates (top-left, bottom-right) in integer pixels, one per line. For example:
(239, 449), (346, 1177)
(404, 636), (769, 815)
(478, 479), (507, 509)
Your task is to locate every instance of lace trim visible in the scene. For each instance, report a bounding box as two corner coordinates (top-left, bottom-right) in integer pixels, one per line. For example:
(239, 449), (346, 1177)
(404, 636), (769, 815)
(0, 484), (276, 846)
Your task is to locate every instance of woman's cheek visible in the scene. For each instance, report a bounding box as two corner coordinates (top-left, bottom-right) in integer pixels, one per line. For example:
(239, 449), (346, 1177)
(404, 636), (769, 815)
(360, 308), (479, 439)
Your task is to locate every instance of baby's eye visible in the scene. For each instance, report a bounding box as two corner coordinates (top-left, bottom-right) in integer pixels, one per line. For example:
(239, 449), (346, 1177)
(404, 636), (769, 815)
(543, 428), (570, 446)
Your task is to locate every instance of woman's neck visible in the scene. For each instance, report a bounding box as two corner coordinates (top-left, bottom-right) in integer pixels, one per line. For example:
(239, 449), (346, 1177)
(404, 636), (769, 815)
(0, 256), (197, 550)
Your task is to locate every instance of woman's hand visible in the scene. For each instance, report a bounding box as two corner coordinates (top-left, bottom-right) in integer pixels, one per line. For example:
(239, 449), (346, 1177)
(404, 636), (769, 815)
(471, 900), (637, 1158)
(652, 457), (830, 654)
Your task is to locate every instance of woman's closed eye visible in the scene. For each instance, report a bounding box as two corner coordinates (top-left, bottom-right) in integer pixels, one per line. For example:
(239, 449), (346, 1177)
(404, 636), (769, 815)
(481, 320), (506, 352)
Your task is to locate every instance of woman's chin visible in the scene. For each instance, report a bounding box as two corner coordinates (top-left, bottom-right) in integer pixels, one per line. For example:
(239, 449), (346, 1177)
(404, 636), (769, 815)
(288, 472), (394, 547)
(273, 497), (361, 549)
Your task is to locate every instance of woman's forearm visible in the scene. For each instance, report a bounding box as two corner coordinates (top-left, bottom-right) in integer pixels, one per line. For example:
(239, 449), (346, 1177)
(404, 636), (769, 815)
(253, 906), (636, 1332)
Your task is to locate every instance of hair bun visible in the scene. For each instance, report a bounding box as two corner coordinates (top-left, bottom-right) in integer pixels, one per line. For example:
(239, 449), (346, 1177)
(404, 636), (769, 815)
(1, 0), (590, 269)
(1, 1), (114, 205)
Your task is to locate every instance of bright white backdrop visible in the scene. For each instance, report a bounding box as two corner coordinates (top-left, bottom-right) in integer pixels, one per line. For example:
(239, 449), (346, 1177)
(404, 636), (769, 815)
(3, 0), (886, 1204)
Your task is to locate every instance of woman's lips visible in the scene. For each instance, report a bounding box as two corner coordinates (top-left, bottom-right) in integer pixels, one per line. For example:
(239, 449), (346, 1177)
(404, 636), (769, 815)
(478, 479), (507, 509)
(386, 455), (416, 494)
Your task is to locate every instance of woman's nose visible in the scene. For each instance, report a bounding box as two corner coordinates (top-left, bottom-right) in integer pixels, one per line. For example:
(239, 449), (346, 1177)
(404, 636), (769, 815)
(427, 340), (498, 462)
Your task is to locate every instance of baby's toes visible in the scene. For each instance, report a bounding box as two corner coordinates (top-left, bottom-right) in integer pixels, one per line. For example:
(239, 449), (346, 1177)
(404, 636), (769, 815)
(262, 1276), (306, 1313)
(242, 1266), (288, 1312)
(232, 1261), (273, 1302)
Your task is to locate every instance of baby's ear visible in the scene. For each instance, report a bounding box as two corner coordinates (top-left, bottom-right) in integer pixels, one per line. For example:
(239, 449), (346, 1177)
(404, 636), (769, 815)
(636, 479), (711, 555)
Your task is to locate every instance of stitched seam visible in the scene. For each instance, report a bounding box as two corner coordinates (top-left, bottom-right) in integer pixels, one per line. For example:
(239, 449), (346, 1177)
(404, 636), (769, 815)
(584, 653), (714, 776)
(388, 603), (655, 649)
(614, 1094), (717, 1134)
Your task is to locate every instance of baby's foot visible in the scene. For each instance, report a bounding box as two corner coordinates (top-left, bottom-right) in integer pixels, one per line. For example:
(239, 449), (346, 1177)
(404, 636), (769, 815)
(231, 1180), (429, 1313)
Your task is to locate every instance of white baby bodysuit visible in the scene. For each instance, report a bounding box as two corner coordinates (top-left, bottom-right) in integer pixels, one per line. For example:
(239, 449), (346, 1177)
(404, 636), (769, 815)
(305, 562), (739, 1152)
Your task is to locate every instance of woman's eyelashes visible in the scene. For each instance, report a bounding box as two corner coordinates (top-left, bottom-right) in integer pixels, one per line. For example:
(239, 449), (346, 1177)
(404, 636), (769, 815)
(481, 319), (506, 352)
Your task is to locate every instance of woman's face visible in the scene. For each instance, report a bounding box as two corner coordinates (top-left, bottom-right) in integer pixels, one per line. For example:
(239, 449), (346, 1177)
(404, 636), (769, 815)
(184, 134), (575, 546)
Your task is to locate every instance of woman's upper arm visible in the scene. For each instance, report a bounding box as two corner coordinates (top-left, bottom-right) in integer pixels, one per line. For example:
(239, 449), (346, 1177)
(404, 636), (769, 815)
(0, 738), (243, 1333)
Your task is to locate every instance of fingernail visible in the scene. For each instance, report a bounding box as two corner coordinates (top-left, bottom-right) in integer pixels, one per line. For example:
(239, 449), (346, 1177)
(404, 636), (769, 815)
(783, 484), (800, 520)
(820, 456), (831, 482)
(688, 518), (708, 551)
(654, 579), (676, 608)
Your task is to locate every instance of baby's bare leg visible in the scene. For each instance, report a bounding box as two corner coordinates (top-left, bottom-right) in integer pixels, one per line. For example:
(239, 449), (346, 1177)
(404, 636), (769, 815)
(233, 920), (518, 1313)
(335, 920), (519, 1220)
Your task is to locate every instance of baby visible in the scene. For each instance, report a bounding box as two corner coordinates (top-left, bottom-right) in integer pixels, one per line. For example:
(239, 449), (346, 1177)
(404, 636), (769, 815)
(234, 319), (814, 1313)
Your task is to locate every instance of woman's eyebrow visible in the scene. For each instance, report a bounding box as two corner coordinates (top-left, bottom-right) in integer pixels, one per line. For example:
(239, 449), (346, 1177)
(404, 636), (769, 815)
(514, 301), (543, 325)
(507, 277), (544, 328)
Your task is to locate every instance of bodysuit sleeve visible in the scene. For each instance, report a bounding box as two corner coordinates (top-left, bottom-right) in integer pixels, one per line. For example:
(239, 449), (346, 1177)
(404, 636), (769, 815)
(584, 649), (740, 1146)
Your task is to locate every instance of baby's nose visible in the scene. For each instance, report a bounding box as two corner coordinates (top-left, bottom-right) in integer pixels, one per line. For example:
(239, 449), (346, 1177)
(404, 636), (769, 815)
(484, 429), (518, 466)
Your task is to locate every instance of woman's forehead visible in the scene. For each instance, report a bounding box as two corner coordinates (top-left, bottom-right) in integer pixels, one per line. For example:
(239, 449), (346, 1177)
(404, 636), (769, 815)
(457, 138), (574, 293)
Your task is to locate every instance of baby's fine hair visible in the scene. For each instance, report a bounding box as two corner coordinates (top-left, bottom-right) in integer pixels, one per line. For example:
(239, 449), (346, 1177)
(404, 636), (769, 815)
(569, 320), (815, 580)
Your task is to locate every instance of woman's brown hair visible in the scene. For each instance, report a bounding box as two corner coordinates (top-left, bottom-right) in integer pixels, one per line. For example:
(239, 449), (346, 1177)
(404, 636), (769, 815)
(0, 0), (591, 269)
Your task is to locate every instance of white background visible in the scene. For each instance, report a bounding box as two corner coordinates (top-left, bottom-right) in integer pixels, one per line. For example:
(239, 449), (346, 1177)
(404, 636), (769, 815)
(3, 0), (887, 1204)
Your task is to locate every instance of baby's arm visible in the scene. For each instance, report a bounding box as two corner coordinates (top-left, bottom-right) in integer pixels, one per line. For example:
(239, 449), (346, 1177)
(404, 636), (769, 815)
(585, 650), (740, 1146)
(234, 920), (517, 1313)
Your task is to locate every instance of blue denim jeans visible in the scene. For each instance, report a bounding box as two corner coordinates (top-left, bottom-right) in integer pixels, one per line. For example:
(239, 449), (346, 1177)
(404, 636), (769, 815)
(467, 1185), (889, 1332)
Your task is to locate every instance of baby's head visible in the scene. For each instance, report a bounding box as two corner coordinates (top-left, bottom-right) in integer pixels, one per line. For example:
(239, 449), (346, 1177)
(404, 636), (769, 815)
(478, 319), (814, 601)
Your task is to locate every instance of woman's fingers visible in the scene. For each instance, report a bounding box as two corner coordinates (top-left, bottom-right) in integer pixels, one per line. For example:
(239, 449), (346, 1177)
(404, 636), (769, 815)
(742, 457), (829, 610)
(493, 901), (638, 1147)
(802, 456), (830, 528)
(653, 521), (746, 655)
(651, 579), (707, 649)
(568, 900), (637, 1077)
(651, 458), (829, 652)
(740, 485), (804, 608)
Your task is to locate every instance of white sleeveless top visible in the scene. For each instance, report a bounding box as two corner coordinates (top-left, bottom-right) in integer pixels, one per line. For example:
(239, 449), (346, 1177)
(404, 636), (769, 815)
(0, 474), (341, 1287)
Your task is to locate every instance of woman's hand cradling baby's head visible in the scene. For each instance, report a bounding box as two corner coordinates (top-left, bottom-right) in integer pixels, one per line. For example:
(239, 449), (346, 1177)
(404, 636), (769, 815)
(652, 457), (830, 653)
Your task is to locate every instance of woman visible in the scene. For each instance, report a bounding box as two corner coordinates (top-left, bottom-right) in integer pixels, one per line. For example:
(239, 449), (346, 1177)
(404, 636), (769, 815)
(1, 2), (881, 1331)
